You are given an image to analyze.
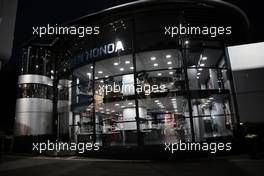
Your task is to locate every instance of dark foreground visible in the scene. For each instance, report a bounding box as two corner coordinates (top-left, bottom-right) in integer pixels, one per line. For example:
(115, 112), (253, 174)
(0, 155), (263, 176)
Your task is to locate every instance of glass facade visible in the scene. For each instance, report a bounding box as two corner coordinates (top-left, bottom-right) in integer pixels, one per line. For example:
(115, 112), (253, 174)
(70, 10), (238, 146)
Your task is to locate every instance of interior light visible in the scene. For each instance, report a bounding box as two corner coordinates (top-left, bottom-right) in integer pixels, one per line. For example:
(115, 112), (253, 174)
(100, 80), (104, 83)
(120, 68), (124, 71)
(154, 100), (159, 102)
(171, 98), (176, 101)
(125, 61), (130, 64)
(121, 105), (126, 108)
(99, 107), (103, 110)
(151, 57), (156, 61)
(200, 63), (205, 67)
(95, 77), (98, 79)
(168, 67), (173, 69)
(105, 75), (109, 78)
(166, 55), (172, 58)
(197, 76), (200, 79)
(169, 72), (173, 75)
(113, 62), (119, 66)
(197, 72), (201, 75)
(157, 73), (162, 76)
(209, 97), (214, 100)
(202, 57), (207, 61)
(98, 71), (103, 74)
(167, 61), (172, 65)
(86, 72), (91, 76)
(154, 63), (158, 67)
(185, 40), (189, 44)
(130, 67), (134, 70)
(198, 68), (203, 71)
(115, 104), (120, 106)
(90, 66), (93, 69)
(128, 102), (133, 105)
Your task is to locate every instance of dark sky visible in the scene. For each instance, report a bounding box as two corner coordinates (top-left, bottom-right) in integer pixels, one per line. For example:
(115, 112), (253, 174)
(1, 0), (264, 132)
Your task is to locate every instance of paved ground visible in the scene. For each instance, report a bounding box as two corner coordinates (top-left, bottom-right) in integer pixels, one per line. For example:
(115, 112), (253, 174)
(0, 155), (263, 176)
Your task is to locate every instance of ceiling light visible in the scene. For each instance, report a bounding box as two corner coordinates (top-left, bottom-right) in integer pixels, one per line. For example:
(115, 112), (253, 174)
(86, 72), (91, 76)
(185, 40), (189, 44)
(169, 72), (173, 75)
(166, 55), (171, 58)
(167, 61), (172, 65)
(130, 66), (134, 70)
(95, 77), (98, 79)
(197, 76), (200, 79)
(128, 102), (133, 105)
(151, 57), (156, 61)
(157, 73), (162, 76)
(105, 75), (109, 78)
(98, 71), (103, 74)
(197, 72), (201, 75)
(200, 63), (205, 67)
(115, 104), (120, 106)
(209, 97), (214, 100)
(168, 67), (173, 69)
(171, 98), (176, 101)
(202, 57), (207, 61)
(120, 68), (124, 71)
(100, 80), (104, 83)
(154, 100), (159, 102)
(125, 61), (130, 64)
(113, 62), (119, 66)
(154, 63), (158, 67)
(198, 68), (203, 71)
(111, 110), (115, 112)
(121, 105), (126, 108)
(90, 66), (93, 69)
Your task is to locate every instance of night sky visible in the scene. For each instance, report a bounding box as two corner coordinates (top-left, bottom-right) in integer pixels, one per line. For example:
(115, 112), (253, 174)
(1, 0), (264, 133)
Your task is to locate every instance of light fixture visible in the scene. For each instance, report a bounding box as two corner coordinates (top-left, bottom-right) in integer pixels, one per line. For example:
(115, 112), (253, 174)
(200, 63), (205, 67)
(166, 55), (172, 58)
(154, 100), (159, 102)
(185, 40), (189, 44)
(209, 97), (214, 100)
(171, 98), (176, 101)
(167, 61), (172, 65)
(157, 73), (162, 76)
(202, 57), (207, 61)
(113, 62), (119, 66)
(120, 68), (124, 71)
(168, 67), (173, 69)
(151, 57), (156, 61)
(157, 102), (162, 105)
(98, 71), (103, 74)
(90, 66), (94, 69)
(169, 72), (173, 75)
(125, 61), (130, 64)
(197, 76), (200, 79)
(197, 72), (201, 75)
(154, 63), (158, 67)
(115, 104), (120, 106)
(130, 66), (134, 70)
(99, 107), (103, 110)
(128, 102), (133, 105)
(121, 105), (126, 108)
(100, 80), (104, 83)
(105, 75), (109, 78)
(198, 68), (203, 71)
(86, 72), (91, 76)
(95, 76), (98, 79)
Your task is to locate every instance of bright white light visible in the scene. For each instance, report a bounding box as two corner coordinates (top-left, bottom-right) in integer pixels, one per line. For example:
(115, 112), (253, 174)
(151, 57), (156, 61)
(113, 62), (119, 66)
(200, 63), (205, 67)
(157, 73), (162, 76)
(202, 57), (207, 61)
(198, 68), (203, 71)
(154, 100), (159, 102)
(169, 72), (173, 75)
(115, 104), (120, 106)
(130, 67), (134, 70)
(154, 63), (158, 67)
(167, 61), (172, 65)
(168, 67), (173, 69)
(128, 102), (133, 105)
(99, 107), (103, 110)
(185, 40), (189, 44)
(166, 55), (171, 58)
(197, 72), (201, 75)
(86, 72), (91, 76)
(98, 71), (103, 74)
(125, 60), (130, 64)
(120, 68), (124, 71)
(100, 80), (104, 83)
(121, 106), (126, 108)
(105, 75), (109, 78)
(90, 66), (93, 69)
(95, 76), (98, 79)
